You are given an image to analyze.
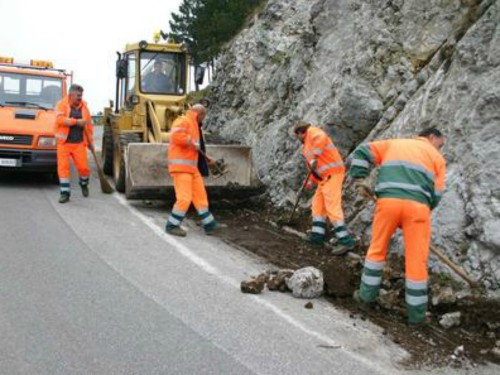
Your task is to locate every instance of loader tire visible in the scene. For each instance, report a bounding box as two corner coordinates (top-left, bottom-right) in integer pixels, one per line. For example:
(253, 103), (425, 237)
(113, 133), (142, 193)
(102, 126), (114, 175)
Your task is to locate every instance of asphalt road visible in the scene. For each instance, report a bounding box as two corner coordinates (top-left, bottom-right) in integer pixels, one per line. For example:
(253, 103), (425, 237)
(0, 143), (497, 375)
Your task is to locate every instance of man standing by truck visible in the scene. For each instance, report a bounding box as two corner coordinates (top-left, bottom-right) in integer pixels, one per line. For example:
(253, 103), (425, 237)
(54, 84), (93, 203)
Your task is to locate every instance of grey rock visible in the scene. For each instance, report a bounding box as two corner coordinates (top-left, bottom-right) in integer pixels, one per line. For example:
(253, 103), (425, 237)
(431, 286), (457, 306)
(286, 267), (324, 299)
(439, 312), (462, 329)
(377, 289), (401, 310)
(456, 289), (472, 300)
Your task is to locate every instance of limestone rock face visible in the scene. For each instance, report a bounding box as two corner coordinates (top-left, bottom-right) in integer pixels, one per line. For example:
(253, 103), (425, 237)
(207, 0), (500, 292)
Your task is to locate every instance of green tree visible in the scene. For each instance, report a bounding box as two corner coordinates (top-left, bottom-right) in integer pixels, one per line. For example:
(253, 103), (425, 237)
(170, 0), (264, 65)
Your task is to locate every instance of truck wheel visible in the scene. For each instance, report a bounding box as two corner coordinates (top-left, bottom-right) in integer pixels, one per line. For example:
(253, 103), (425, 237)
(113, 133), (141, 193)
(102, 126), (114, 175)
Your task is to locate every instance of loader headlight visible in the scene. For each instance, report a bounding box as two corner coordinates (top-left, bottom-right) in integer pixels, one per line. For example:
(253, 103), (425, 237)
(38, 136), (56, 147)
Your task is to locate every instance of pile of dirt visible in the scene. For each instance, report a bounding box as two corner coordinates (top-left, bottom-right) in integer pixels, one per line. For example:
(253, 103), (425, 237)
(208, 200), (500, 369)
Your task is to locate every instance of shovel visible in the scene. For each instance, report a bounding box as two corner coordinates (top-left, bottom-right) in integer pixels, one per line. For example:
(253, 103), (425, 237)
(282, 170), (312, 226)
(84, 128), (114, 194)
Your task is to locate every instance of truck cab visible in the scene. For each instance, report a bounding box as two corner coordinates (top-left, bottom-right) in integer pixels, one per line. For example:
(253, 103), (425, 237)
(0, 57), (69, 172)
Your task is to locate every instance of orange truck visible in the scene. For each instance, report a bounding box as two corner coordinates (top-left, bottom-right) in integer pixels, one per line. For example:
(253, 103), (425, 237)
(0, 57), (70, 173)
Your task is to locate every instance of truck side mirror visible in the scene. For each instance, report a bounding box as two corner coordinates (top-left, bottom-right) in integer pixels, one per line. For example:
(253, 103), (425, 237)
(116, 59), (128, 79)
(194, 66), (205, 85)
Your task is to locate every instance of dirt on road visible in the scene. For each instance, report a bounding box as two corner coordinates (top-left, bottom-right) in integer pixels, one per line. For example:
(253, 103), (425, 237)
(141, 195), (500, 370)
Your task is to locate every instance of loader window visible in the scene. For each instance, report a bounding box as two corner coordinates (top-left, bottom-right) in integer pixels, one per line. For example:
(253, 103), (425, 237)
(122, 54), (137, 108)
(140, 52), (186, 95)
(126, 55), (136, 97)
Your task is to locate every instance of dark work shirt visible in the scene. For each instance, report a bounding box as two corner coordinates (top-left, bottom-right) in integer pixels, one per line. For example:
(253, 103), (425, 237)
(197, 122), (209, 177)
(143, 72), (173, 93)
(66, 106), (84, 143)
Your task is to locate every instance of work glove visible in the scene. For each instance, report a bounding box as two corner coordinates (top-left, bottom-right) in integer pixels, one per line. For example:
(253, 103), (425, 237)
(76, 119), (88, 127)
(303, 179), (316, 200)
(304, 179), (315, 191)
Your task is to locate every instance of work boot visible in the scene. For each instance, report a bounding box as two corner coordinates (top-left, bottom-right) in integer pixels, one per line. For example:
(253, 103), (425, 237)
(353, 289), (376, 313)
(330, 238), (358, 256)
(81, 185), (89, 197)
(204, 221), (226, 235)
(166, 226), (187, 237)
(58, 192), (70, 204)
(305, 235), (324, 248)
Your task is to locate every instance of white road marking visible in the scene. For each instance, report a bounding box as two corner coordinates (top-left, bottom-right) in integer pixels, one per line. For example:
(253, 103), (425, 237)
(114, 194), (399, 374)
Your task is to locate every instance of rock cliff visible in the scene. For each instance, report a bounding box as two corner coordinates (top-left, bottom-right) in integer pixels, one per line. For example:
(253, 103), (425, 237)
(206, 0), (500, 292)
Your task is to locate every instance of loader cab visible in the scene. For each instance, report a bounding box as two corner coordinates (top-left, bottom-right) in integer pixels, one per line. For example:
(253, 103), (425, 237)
(103, 41), (191, 193)
(139, 52), (186, 96)
(114, 43), (188, 114)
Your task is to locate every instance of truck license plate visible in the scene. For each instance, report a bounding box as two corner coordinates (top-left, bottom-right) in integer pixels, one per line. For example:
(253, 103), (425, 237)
(0, 158), (20, 167)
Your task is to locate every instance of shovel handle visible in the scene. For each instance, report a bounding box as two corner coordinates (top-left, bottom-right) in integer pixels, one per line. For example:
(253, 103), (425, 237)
(288, 170), (312, 224)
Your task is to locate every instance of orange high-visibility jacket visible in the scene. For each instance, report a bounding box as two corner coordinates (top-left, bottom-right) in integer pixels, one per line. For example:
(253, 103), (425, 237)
(54, 97), (93, 146)
(350, 137), (446, 208)
(168, 110), (200, 174)
(302, 126), (345, 182)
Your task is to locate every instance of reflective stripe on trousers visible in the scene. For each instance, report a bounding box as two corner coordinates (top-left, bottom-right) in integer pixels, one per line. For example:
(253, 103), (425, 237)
(167, 208), (187, 228)
(198, 207), (215, 228)
(359, 259), (385, 303)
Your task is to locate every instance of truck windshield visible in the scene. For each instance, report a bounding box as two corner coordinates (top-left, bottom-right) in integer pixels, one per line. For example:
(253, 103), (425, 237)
(140, 52), (186, 95)
(0, 72), (62, 110)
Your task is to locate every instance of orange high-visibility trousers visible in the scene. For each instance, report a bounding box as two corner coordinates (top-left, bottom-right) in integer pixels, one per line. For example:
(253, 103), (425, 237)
(310, 172), (354, 244)
(172, 172), (209, 212)
(360, 198), (431, 323)
(57, 142), (90, 179)
(166, 172), (216, 231)
(312, 173), (345, 224)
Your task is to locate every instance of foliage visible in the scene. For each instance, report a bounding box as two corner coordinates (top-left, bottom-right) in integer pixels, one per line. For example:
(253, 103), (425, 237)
(186, 86), (211, 105)
(169, 0), (265, 65)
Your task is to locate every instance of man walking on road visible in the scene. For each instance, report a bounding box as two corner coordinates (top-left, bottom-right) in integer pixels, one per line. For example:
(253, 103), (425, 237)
(349, 127), (446, 324)
(293, 121), (357, 254)
(54, 84), (94, 204)
(166, 104), (221, 237)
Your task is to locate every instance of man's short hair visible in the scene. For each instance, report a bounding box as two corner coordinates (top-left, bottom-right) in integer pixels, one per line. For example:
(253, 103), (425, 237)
(418, 127), (443, 138)
(293, 120), (311, 135)
(69, 84), (84, 94)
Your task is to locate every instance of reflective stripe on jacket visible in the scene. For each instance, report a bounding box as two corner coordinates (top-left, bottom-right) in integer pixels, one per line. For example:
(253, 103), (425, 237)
(54, 97), (93, 146)
(349, 137), (446, 208)
(302, 126), (345, 182)
(168, 110), (200, 174)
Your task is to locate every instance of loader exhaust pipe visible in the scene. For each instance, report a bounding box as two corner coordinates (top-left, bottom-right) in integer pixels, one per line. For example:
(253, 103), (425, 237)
(115, 52), (122, 114)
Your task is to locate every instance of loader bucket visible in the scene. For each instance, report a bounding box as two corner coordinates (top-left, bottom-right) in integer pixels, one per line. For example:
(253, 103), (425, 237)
(125, 143), (263, 200)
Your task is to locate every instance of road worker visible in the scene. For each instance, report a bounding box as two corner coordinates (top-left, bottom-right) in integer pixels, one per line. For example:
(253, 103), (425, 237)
(54, 84), (93, 204)
(293, 121), (357, 254)
(350, 127), (446, 325)
(166, 104), (221, 237)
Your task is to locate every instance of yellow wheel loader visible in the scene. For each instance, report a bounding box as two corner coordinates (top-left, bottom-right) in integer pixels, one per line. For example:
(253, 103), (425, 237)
(102, 39), (261, 199)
